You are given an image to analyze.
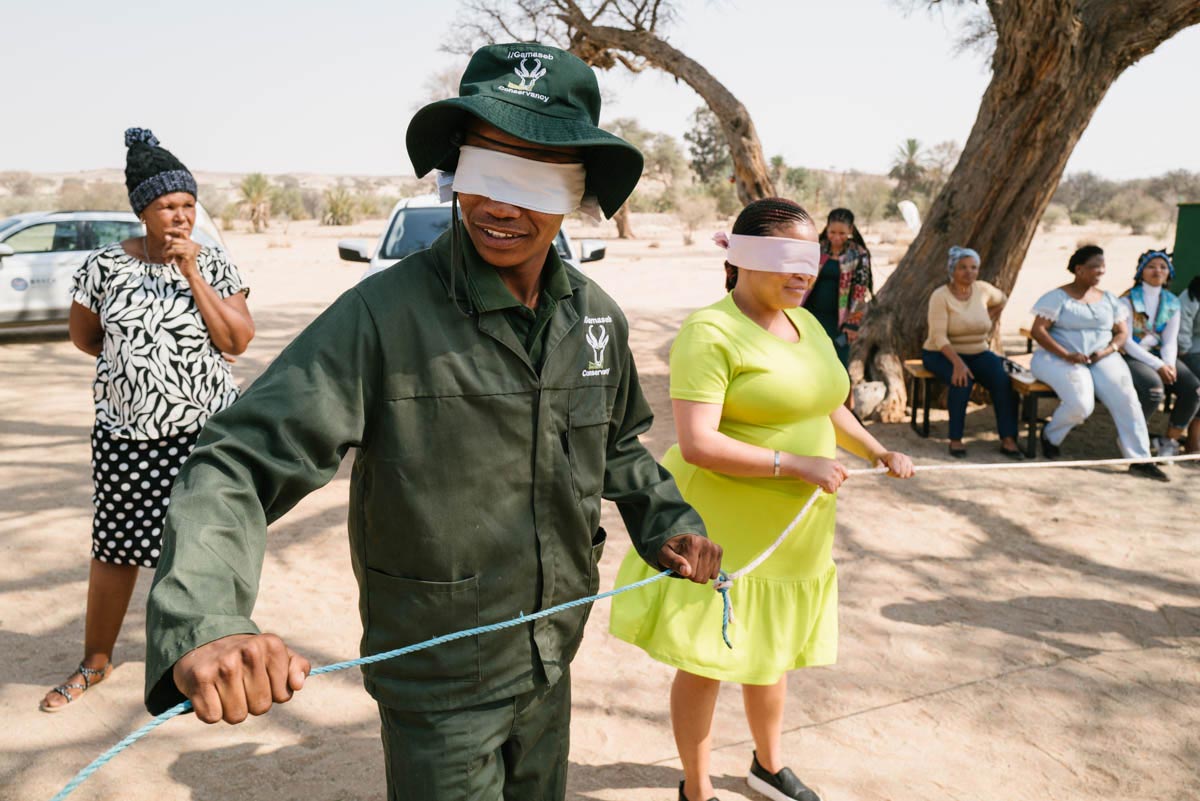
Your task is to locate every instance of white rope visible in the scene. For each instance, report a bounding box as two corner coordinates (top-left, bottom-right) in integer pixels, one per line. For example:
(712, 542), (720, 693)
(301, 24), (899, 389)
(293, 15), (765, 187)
(713, 451), (1200, 640)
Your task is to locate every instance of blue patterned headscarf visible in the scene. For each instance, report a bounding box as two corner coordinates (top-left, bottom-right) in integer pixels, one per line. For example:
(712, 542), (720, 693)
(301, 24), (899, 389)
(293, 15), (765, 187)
(947, 246), (980, 277)
(1135, 249), (1174, 281)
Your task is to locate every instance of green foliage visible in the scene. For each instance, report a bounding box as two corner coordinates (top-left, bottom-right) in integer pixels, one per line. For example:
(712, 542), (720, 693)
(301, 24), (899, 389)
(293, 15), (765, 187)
(301, 189), (325, 220)
(1040, 202), (1069, 231)
(674, 189), (719, 245)
(845, 175), (892, 230)
(1102, 189), (1170, 235)
(888, 138), (925, 200)
(1053, 171), (1118, 222)
(683, 107), (731, 185)
(880, 137), (963, 216)
(608, 117), (687, 213)
(239, 173), (272, 232)
(270, 184), (306, 221)
(322, 187), (359, 226)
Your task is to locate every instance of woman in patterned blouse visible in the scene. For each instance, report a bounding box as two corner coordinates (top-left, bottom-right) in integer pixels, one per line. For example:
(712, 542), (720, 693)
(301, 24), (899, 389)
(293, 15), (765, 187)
(40, 129), (255, 711)
(801, 207), (873, 370)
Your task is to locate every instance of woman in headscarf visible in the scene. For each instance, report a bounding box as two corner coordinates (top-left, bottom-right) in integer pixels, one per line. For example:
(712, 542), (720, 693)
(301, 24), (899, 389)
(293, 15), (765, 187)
(40, 129), (254, 711)
(1119, 249), (1200, 457)
(920, 246), (1021, 458)
(611, 198), (913, 801)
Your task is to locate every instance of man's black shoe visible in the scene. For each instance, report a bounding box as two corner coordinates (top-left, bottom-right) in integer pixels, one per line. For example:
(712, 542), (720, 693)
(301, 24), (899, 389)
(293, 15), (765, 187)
(747, 752), (820, 801)
(1130, 462), (1170, 482)
(1041, 432), (1061, 459)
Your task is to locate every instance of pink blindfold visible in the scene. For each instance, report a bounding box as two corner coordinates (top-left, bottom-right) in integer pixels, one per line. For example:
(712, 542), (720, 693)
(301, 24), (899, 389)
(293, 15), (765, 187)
(714, 232), (820, 276)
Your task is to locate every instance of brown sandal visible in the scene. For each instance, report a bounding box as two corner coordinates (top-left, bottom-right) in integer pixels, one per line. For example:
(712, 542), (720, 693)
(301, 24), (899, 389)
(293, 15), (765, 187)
(39, 661), (113, 713)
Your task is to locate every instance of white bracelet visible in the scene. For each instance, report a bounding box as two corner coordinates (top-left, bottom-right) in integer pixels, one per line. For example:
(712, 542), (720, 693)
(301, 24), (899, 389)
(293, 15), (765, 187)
(773, 450), (781, 477)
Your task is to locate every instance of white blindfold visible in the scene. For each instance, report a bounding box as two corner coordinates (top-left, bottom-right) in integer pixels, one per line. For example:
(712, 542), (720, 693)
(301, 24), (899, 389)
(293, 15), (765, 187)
(714, 232), (821, 276)
(441, 145), (602, 220)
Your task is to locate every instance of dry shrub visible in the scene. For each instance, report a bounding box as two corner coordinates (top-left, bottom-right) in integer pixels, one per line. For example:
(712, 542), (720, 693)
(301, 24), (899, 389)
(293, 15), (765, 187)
(675, 192), (718, 246)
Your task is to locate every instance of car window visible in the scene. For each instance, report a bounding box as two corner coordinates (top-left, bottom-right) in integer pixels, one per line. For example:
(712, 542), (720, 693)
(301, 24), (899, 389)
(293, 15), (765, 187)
(88, 219), (142, 247)
(3, 221), (86, 253)
(88, 220), (144, 249)
(381, 207), (453, 260)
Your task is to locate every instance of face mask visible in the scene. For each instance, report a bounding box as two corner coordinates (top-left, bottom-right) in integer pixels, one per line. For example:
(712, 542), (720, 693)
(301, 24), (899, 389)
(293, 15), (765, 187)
(443, 145), (601, 219)
(714, 232), (820, 276)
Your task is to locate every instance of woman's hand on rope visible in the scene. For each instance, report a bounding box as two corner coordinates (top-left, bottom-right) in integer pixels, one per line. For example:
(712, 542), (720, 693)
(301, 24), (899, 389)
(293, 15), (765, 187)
(173, 633), (310, 724)
(789, 455), (849, 494)
(658, 534), (723, 583)
(875, 451), (915, 478)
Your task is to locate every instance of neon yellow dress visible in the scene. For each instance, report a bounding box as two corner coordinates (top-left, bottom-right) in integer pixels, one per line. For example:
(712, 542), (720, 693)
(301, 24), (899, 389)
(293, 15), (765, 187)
(610, 293), (849, 684)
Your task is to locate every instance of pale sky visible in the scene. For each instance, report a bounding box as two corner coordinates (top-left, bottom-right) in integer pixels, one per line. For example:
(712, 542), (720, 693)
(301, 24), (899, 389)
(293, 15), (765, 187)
(3, 0), (1197, 180)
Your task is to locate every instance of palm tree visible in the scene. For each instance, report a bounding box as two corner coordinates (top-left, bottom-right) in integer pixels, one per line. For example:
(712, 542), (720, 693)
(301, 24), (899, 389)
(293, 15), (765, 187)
(888, 138), (926, 200)
(239, 173), (272, 233)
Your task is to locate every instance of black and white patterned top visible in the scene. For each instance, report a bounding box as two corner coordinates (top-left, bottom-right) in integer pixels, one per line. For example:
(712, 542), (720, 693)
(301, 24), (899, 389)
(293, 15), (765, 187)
(71, 243), (249, 440)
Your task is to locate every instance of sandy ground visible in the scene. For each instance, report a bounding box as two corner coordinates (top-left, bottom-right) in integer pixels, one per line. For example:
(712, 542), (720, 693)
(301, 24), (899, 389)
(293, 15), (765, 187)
(2, 216), (1198, 801)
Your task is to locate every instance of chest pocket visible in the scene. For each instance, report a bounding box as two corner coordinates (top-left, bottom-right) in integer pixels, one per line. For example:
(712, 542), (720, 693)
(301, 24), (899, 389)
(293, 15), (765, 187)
(567, 387), (611, 500)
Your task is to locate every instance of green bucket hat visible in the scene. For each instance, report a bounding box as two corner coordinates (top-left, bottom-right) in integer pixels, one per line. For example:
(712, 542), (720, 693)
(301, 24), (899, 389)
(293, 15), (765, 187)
(406, 42), (643, 218)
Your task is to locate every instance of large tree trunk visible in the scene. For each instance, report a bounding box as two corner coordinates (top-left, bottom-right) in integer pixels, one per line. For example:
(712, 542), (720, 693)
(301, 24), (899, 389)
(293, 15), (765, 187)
(555, 5), (776, 204)
(856, 0), (1200, 422)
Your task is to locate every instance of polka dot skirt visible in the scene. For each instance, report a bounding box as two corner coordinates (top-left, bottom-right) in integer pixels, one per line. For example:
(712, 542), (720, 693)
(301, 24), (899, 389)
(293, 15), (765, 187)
(90, 424), (199, 568)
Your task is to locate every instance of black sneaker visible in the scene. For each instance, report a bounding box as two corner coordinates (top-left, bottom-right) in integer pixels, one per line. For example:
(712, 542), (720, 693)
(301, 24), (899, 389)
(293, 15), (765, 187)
(747, 752), (820, 801)
(678, 780), (719, 801)
(1130, 463), (1170, 482)
(1041, 432), (1061, 459)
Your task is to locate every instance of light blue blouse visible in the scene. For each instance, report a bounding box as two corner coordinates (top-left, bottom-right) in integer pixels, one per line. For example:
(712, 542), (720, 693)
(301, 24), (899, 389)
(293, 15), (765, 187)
(1031, 288), (1126, 356)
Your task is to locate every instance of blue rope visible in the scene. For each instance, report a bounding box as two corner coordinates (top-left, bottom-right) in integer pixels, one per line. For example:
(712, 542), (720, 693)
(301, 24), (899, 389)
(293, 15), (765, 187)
(715, 570), (733, 649)
(49, 569), (672, 801)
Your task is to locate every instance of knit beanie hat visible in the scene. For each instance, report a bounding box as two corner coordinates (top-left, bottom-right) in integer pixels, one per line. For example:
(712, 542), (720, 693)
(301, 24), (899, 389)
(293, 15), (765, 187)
(124, 128), (197, 215)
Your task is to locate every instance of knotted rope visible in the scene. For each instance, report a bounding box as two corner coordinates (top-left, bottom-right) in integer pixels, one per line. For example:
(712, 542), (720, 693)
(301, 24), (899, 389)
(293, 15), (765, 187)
(49, 452), (1199, 799)
(712, 453), (1200, 647)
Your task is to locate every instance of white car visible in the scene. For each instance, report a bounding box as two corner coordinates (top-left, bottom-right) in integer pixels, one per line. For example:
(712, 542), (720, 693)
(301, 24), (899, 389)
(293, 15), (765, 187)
(0, 206), (225, 326)
(338, 194), (606, 278)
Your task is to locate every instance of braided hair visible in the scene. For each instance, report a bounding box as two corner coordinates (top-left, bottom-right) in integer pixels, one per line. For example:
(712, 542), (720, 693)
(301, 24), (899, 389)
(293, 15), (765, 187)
(818, 207), (873, 293)
(724, 197), (814, 291)
(819, 208), (870, 255)
(1067, 244), (1104, 273)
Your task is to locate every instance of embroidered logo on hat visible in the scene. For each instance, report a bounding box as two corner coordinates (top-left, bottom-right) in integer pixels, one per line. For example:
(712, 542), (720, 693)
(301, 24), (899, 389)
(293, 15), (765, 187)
(498, 49), (552, 103)
(509, 58), (547, 91)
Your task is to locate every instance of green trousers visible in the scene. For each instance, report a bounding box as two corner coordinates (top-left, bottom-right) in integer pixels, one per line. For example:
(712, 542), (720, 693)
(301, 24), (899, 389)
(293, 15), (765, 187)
(378, 671), (572, 801)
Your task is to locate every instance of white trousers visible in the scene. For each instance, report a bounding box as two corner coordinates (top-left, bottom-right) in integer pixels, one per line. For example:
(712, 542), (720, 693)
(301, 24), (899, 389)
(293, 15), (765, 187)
(1031, 350), (1151, 459)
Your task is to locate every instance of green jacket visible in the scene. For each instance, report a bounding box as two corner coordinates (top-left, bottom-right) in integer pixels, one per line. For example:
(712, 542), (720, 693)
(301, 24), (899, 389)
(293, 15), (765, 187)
(145, 228), (705, 713)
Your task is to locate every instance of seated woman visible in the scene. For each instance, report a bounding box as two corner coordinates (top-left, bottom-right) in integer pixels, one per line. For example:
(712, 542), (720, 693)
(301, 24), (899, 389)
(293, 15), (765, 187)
(1029, 245), (1165, 481)
(1179, 273), (1200, 453)
(1120, 250), (1200, 457)
(920, 246), (1021, 458)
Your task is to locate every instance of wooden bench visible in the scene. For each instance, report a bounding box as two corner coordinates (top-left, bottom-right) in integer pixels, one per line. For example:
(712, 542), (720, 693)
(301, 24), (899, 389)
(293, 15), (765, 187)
(1006, 352), (1057, 457)
(1019, 326), (1176, 417)
(904, 359), (936, 438)
(905, 355), (1053, 457)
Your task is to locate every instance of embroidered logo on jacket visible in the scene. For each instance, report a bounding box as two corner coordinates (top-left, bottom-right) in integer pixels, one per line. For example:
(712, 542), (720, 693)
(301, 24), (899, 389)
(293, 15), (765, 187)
(582, 316), (613, 377)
